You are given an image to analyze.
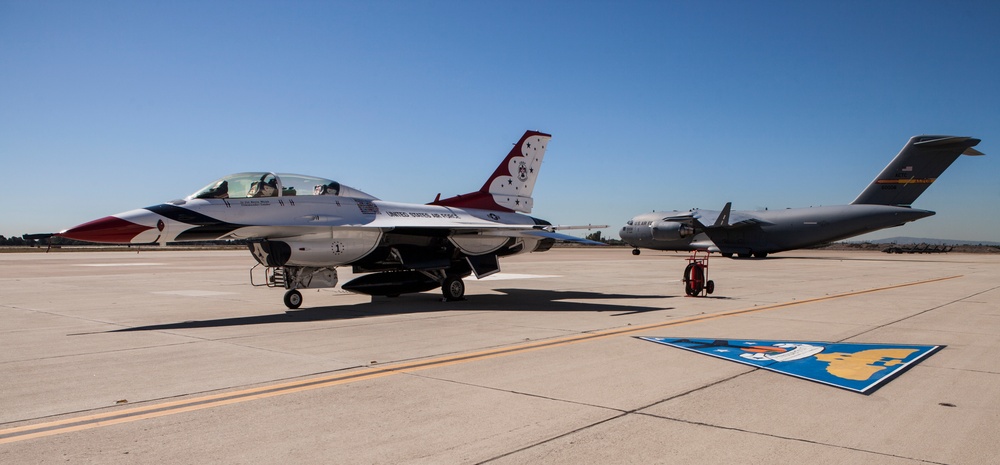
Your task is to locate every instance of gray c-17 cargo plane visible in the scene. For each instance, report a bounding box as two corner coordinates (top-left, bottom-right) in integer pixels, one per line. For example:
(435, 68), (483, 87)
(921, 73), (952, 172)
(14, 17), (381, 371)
(620, 135), (983, 258)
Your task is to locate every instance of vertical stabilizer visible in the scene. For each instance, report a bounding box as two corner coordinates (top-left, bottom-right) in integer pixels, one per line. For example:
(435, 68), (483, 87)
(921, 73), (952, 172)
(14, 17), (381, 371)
(430, 130), (551, 213)
(851, 135), (982, 206)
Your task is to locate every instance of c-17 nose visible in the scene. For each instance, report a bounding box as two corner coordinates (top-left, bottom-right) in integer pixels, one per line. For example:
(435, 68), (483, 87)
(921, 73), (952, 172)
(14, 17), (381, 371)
(58, 216), (154, 243)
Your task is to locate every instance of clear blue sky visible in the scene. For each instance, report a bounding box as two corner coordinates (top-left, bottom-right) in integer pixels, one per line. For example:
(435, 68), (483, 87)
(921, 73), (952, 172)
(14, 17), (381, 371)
(2, 1), (998, 242)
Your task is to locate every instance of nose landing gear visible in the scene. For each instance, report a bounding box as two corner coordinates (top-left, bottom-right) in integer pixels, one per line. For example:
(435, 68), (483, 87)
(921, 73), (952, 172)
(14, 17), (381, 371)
(683, 250), (715, 297)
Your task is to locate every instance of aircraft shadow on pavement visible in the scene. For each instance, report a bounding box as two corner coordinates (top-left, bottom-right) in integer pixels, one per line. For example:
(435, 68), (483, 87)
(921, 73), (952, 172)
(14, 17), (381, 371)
(107, 288), (672, 332)
(749, 254), (958, 264)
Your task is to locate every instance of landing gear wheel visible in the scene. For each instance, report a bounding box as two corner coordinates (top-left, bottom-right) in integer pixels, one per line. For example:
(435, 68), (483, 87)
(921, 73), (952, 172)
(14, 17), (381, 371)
(737, 252), (751, 259)
(442, 276), (465, 301)
(632, 248), (641, 256)
(753, 252), (768, 258)
(721, 252), (733, 258)
(283, 289), (303, 309)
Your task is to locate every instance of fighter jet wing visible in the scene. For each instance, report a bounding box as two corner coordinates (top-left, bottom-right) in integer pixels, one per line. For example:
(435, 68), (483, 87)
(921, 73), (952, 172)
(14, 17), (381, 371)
(224, 212), (604, 246)
(519, 230), (606, 245)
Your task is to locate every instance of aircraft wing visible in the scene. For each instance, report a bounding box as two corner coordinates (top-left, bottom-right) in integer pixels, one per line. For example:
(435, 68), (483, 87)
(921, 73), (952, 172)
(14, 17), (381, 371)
(220, 215), (604, 245)
(378, 223), (607, 246)
(664, 205), (770, 231)
(519, 230), (606, 245)
(705, 212), (771, 228)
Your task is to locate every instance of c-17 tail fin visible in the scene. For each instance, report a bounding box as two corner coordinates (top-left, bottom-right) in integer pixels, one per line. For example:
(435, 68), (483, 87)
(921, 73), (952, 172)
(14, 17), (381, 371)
(430, 130), (551, 213)
(851, 135), (982, 206)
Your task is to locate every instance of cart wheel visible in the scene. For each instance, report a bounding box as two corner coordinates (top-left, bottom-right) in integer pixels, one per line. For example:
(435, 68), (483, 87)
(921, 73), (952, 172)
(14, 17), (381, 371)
(684, 263), (705, 296)
(284, 289), (302, 309)
(706, 280), (715, 295)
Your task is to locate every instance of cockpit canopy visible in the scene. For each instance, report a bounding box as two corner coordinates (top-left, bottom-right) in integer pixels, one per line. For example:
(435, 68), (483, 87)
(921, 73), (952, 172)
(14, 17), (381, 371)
(187, 172), (377, 200)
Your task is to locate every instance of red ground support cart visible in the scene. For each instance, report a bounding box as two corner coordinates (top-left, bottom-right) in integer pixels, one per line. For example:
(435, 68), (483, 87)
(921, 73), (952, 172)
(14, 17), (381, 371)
(683, 250), (715, 297)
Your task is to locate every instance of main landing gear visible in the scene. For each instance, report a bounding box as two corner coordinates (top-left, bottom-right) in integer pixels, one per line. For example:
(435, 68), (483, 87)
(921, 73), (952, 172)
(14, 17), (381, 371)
(441, 275), (466, 301)
(284, 289), (303, 309)
(683, 250), (715, 297)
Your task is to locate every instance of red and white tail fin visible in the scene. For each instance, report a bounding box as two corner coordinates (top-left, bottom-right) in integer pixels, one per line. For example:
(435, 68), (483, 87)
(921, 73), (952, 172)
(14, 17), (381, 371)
(430, 130), (551, 213)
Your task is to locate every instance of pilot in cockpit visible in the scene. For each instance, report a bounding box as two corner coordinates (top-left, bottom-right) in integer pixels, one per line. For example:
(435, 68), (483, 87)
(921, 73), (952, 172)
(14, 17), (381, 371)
(248, 175), (278, 197)
(196, 180), (229, 199)
(314, 181), (341, 196)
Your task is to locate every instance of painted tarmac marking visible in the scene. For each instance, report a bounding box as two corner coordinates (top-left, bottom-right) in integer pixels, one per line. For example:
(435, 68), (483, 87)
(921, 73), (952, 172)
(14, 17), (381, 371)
(0, 275), (960, 444)
(640, 337), (943, 394)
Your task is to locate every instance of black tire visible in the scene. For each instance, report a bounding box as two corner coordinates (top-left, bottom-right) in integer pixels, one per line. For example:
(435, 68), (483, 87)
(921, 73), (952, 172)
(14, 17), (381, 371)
(442, 276), (465, 301)
(632, 248), (641, 256)
(721, 252), (733, 258)
(754, 252), (768, 258)
(737, 252), (751, 259)
(706, 280), (715, 295)
(283, 289), (303, 309)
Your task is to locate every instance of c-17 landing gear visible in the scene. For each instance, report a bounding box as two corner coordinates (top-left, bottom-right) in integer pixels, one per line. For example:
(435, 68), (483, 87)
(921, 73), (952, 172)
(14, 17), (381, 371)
(683, 250), (715, 297)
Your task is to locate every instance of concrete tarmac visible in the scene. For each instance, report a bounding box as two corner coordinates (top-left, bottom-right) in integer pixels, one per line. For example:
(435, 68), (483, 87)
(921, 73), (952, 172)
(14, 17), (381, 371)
(1, 247), (998, 464)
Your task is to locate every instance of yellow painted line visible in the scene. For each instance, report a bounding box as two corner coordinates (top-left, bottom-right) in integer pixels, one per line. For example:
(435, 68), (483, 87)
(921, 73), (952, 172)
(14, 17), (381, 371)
(0, 275), (960, 444)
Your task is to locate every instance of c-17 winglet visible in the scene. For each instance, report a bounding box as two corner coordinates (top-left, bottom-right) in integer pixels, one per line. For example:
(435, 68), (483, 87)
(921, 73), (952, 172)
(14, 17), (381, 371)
(713, 202), (732, 227)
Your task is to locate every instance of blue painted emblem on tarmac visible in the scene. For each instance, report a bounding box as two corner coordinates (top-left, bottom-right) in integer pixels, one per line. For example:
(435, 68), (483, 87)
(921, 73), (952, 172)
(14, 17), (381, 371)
(639, 337), (943, 394)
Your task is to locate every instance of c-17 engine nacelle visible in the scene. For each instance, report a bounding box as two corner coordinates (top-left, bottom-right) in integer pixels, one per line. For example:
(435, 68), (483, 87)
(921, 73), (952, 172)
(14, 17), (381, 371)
(651, 221), (695, 241)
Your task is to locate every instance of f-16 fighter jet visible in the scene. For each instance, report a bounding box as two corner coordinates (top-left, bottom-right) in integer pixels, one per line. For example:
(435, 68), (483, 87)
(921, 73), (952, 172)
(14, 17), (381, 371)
(59, 131), (601, 309)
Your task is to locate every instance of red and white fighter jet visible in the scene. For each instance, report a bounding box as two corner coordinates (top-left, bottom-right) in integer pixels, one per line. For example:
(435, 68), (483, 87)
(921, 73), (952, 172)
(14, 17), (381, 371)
(59, 131), (601, 309)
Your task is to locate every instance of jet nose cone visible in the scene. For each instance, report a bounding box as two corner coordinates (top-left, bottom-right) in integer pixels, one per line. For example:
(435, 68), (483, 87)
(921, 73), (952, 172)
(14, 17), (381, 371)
(58, 216), (154, 243)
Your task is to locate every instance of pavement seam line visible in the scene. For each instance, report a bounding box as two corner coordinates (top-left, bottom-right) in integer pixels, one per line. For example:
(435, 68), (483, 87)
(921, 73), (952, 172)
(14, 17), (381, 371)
(637, 413), (950, 465)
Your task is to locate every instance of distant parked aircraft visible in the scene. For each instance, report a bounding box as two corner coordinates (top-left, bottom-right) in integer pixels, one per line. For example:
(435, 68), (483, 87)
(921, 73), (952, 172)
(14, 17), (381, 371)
(620, 135), (982, 258)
